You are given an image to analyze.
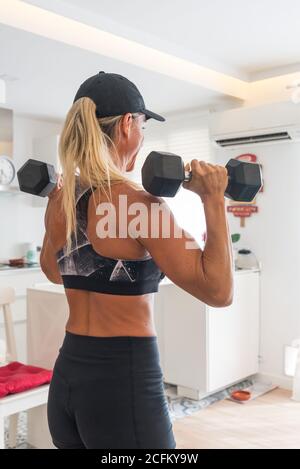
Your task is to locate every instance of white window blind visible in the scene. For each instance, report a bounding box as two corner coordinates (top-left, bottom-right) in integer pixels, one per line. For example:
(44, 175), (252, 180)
(166, 127), (212, 163)
(127, 111), (213, 248)
(129, 114), (212, 184)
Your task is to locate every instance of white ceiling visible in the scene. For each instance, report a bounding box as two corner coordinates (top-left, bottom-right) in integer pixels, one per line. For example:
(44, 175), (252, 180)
(0, 0), (300, 121)
(29, 0), (300, 79)
(0, 23), (230, 122)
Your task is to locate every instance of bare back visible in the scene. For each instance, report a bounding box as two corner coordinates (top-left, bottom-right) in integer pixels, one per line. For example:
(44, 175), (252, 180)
(42, 174), (232, 338)
(44, 182), (158, 337)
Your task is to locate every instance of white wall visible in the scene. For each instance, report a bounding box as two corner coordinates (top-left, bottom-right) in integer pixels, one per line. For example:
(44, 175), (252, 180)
(0, 114), (62, 260)
(215, 141), (300, 385)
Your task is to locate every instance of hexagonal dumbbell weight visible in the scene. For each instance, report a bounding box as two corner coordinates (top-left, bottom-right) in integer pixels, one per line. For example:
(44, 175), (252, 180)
(141, 151), (262, 202)
(17, 159), (57, 197)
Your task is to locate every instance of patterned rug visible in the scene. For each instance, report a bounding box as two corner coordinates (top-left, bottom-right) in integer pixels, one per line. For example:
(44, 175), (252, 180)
(4, 379), (252, 449)
(165, 380), (253, 420)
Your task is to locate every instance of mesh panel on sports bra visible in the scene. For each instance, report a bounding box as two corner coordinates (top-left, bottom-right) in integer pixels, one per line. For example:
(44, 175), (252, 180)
(56, 179), (165, 295)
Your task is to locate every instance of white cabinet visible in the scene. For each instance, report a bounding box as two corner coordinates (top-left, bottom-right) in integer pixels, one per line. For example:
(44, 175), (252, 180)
(155, 270), (260, 399)
(0, 268), (48, 362)
(207, 272), (259, 392)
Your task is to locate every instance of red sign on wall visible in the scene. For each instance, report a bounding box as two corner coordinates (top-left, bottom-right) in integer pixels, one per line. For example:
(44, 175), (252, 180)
(227, 154), (262, 227)
(227, 205), (258, 217)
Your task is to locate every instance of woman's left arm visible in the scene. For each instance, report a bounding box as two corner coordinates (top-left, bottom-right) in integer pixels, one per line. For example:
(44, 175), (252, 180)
(40, 197), (63, 284)
(40, 232), (63, 284)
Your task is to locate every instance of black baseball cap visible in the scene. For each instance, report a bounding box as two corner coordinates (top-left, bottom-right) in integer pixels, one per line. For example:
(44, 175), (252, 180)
(73, 71), (165, 122)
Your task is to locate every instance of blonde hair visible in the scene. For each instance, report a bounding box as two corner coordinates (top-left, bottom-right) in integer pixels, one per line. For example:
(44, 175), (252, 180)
(58, 97), (141, 255)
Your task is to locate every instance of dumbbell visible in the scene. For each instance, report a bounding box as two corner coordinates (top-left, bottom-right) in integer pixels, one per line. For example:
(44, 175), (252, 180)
(141, 151), (262, 202)
(17, 152), (263, 203)
(17, 159), (57, 197)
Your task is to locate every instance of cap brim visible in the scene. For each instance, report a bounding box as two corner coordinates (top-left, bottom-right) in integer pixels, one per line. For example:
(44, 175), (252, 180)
(144, 109), (166, 122)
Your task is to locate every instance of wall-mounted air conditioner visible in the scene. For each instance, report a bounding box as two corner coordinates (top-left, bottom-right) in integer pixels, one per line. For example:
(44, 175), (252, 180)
(210, 101), (300, 149)
(0, 79), (6, 104)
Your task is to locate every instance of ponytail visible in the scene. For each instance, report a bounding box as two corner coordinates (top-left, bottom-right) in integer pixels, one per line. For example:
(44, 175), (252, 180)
(58, 97), (141, 255)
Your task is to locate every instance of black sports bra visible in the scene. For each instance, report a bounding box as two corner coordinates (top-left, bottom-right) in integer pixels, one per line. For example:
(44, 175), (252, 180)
(56, 179), (165, 295)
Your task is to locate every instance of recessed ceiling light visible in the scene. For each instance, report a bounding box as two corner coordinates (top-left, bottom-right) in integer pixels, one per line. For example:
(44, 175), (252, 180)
(0, 0), (248, 100)
(286, 79), (300, 90)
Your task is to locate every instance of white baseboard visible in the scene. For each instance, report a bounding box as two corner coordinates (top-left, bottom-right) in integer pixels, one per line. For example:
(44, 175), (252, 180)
(255, 372), (293, 391)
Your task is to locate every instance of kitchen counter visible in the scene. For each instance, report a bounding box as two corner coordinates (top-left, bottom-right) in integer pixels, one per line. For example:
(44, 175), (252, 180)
(0, 263), (260, 278)
(161, 268), (260, 285)
(27, 268), (261, 294)
(0, 263), (41, 274)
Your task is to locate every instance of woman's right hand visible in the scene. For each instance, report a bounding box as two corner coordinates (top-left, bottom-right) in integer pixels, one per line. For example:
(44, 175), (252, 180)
(182, 160), (228, 202)
(48, 173), (63, 199)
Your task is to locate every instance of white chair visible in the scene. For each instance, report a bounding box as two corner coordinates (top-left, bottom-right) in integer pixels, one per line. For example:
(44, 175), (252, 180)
(0, 286), (49, 449)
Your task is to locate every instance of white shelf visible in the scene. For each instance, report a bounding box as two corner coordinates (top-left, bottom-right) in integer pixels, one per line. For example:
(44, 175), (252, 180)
(0, 184), (21, 194)
(0, 266), (41, 275)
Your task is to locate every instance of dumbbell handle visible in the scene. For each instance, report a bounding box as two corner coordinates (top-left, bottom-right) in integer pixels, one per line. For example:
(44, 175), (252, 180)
(183, 159), (262, 203)
(184, 171), (233, 183)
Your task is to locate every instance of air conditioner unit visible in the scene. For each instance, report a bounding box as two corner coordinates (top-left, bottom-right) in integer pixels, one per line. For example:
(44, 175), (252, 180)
(0, 79), (6, 104)
(210, 101), (300, 149)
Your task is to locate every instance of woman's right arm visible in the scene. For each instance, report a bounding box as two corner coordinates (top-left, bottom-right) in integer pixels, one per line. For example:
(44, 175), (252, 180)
(136, 160), (234, 307)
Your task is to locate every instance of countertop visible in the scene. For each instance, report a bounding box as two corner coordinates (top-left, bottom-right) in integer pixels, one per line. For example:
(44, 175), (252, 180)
(0, 261), (261, 277)
(0, 263), (41, 274)
(26, 268), (260, 294)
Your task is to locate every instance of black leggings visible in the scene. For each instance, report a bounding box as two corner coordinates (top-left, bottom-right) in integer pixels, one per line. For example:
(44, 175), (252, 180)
(47, 331), (176, 449)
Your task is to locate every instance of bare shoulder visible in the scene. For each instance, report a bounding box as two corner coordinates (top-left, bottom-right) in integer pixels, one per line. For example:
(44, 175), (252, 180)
(87, 181), (169, 243)
(115, 182), (166, 209)
(89, 181), (165, 208)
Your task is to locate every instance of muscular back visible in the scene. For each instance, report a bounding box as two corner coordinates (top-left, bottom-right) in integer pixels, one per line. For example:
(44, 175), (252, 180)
(41, 181), (158, 337)
(41, 176), (225, 337)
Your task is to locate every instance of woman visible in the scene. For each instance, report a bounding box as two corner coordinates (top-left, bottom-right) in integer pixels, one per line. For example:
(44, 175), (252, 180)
(41, 71), (233, 449)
